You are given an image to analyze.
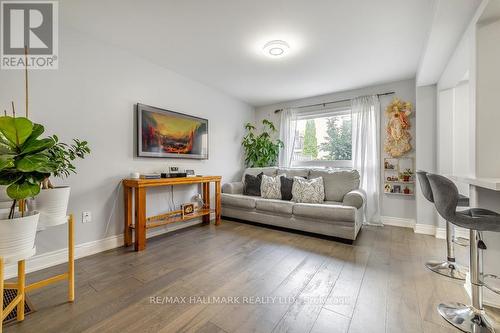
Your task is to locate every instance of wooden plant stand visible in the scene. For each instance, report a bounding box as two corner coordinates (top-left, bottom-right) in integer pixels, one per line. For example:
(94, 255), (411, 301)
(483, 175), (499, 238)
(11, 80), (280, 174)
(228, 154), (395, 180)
(1, 215), (75, 332)
(123, 176), (222, 252)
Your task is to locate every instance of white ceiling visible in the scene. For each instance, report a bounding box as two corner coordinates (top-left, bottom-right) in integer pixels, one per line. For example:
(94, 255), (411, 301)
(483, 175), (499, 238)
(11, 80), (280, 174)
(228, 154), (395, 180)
(63, 0), (436, 106)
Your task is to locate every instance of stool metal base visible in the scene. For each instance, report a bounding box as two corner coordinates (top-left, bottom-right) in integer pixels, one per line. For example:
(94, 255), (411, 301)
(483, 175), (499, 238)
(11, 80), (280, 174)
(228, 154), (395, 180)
(425, 260), (468, 280)
(437, 302), (495, 333)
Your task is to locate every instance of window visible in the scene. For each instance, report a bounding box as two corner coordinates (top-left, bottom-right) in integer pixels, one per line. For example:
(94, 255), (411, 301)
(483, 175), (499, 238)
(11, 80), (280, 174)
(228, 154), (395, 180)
(292, 107), (352, 168)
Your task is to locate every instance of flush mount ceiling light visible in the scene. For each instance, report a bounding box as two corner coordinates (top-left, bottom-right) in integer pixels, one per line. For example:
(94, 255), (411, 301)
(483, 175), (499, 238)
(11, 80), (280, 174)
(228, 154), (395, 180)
(262, 40), (290, 58)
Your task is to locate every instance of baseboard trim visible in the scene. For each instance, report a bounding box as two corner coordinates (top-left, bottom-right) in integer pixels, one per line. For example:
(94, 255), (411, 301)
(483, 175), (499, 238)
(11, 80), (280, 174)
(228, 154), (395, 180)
(381, 216), (416, 228)
(4, 217), (207, 279)
(382, 216), (468, 240)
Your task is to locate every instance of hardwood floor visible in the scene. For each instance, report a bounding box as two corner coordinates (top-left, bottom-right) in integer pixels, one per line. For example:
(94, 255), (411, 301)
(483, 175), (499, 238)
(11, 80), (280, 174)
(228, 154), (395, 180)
(3, 220), (495, 333)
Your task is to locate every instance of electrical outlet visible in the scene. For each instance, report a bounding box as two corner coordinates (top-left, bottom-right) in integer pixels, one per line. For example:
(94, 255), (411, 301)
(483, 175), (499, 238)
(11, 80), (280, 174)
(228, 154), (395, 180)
(82, 211), (92, 223)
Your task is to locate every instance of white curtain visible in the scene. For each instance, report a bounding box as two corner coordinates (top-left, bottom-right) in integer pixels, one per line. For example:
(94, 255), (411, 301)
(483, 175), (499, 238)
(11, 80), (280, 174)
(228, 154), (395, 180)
(351, 95), (381, 224)
(279, 108), (298, 167)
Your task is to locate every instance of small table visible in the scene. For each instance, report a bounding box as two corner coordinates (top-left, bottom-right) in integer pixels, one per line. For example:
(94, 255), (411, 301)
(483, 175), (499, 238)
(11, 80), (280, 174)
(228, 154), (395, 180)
(123, 176), (222, 251)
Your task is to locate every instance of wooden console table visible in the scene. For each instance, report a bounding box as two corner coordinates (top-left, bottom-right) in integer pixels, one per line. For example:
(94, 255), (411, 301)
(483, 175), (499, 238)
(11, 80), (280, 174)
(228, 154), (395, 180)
(123, 176), (222, 251)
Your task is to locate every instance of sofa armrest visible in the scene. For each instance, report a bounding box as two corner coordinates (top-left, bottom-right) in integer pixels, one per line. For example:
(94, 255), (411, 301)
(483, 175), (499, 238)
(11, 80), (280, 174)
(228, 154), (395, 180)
(343, 189), (366, 209)
(222, 182), (244, 194)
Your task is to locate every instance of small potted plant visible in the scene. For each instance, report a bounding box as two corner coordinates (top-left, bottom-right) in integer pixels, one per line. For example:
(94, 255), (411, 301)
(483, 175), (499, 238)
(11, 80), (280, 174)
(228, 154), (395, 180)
(400, 169), (413, 182)
(0, 115), (54, 260)
(33, 137), (90, 229)
(403, 186), (411, 195)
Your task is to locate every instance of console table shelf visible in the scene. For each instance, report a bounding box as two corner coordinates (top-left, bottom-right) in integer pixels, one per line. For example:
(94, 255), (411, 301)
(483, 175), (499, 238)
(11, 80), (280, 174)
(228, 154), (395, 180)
(130, 208), (214, 229)
(123, 176), (222, 251)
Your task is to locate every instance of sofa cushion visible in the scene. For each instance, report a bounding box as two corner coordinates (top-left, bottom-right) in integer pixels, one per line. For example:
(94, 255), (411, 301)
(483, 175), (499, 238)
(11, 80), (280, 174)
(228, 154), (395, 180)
(280, 176), (294, 201)
(261, 174), (283, 199)
(221, 194), (257, 209)
(293, 203), (356, 222)
(278, 168), (310, 179)
(255, 198), (293, 215)
(243, 173), (263, 196)
(292, 177), (325, 203)
(241, 167), (278, 182)
(309, 169), (360, 202)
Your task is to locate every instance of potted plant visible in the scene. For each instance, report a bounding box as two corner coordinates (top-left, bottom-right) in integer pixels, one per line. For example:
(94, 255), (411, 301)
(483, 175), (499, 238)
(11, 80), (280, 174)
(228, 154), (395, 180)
(33, 138), (90, 229)
(0, 115), (55, 260)
(242, 119), (283, 167)
(400, 169), (413, 182)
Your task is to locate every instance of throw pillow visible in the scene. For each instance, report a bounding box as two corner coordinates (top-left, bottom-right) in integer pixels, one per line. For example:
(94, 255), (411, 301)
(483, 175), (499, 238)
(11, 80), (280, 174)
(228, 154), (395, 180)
(292, 177), (325, 203)
(243, 172), (263, 196)
(261, 174), (283, 199)
(280, 176), (294, 201)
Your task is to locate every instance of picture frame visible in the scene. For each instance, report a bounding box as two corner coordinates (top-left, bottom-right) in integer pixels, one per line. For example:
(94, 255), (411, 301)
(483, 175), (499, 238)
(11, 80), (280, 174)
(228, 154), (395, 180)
(181, 203), (195, 218)
(137, 103), (209, 159)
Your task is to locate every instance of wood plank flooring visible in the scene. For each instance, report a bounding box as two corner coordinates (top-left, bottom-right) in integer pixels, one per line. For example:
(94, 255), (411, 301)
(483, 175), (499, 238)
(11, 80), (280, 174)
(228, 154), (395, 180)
(3, 220), (495, 333)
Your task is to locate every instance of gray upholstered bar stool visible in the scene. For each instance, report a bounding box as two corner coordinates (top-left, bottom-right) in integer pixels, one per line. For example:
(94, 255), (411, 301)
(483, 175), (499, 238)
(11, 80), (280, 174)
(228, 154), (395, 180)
(427, 173), (500, 333)
(416, 170), (469, 280)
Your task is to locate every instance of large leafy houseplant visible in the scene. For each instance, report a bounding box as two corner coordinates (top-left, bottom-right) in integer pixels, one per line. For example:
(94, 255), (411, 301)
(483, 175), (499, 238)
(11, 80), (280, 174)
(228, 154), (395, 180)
(242, 119), (283, 168)
(0, 116), (57, 218)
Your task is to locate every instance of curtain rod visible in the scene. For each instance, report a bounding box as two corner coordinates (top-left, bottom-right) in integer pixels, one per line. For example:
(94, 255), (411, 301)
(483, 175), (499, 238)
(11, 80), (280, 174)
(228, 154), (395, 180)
(273, 91), (395, 114)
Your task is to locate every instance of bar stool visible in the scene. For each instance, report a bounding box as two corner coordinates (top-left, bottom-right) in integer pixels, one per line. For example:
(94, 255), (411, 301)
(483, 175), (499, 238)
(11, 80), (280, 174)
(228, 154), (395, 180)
(427, 173), (500, 333)
(416, 170), (469, 280)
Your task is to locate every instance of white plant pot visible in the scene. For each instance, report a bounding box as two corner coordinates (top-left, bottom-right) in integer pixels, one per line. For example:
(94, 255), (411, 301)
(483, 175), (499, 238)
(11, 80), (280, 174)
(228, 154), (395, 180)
(34, 186), (71, 229)
(0, 185), (10, 202)
(0, 210), (39, 263)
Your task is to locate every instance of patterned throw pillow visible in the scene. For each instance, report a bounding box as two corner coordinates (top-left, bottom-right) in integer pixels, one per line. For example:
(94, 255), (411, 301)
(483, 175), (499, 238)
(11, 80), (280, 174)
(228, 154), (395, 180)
(292, 177), (325, 203)
(261, 174), (283, 199)
(243, 172), (263, 196)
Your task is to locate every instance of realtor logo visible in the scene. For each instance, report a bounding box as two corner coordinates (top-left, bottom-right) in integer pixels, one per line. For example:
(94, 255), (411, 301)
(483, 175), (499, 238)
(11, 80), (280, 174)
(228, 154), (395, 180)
(1, 1), (58, 69)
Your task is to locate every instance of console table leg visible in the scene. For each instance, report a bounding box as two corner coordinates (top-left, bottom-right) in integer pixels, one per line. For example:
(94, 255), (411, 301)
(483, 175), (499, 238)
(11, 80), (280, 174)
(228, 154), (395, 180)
(135, 188), (146, 251)
(202, 182), (211, 224)
(17, 260), (25, 322)
(124, 186), (133, 247)
(215, 181), (221, 225)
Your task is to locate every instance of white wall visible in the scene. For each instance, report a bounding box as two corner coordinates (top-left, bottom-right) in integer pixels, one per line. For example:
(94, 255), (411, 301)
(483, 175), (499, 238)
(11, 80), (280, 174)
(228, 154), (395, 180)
(254, 79), (417, 220)
(0, 26), (254, 255)
(415, 85), (437, 226)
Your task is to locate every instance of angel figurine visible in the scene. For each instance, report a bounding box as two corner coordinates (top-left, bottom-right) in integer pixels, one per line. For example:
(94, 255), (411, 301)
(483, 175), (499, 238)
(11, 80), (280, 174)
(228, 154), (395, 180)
(384, 99), (413, 157)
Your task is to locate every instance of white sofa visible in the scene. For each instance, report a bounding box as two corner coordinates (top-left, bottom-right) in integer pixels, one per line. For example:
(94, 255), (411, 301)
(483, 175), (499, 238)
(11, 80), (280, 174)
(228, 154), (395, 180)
(221, 167), (365, 242)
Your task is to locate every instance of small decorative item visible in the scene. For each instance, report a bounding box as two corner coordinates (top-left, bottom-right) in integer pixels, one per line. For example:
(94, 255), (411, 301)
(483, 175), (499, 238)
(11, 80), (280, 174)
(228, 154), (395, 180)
(186, 169), (195, 177)
(384, 160), (395, 170)
(169, 166), (179, 173)
(384, 184), (392, 193)
(192, 193), (204, 210)
(181, 203), (195, 218)
(403, 186), (411, 195)
(384, 98), (413, 157)
(393, 185), (401, 194)
(400, 169), (414, 182)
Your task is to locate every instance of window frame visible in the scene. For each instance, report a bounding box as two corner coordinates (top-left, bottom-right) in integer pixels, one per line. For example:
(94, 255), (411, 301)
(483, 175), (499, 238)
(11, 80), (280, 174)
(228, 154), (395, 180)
(291, 104), (353, 169)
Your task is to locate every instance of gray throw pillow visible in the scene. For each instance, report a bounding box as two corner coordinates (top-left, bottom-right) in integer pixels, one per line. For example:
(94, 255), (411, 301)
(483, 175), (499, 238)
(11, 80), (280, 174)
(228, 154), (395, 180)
(292, 177), (325, 203)
(243, 172), (263, 196)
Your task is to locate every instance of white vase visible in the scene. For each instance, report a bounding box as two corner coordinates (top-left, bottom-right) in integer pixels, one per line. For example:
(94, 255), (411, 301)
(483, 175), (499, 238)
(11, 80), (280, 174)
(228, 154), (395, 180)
(0, 210), (39, 263)
(33, 186), (71, 229)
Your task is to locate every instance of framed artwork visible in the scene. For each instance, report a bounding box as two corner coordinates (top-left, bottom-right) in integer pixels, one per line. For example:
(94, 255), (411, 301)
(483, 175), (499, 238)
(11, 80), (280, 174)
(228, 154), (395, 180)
(137, 103), (208, 159)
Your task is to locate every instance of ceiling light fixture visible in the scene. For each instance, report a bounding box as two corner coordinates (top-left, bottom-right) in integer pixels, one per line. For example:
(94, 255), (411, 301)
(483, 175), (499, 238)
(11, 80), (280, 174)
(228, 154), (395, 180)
(263, 40), (290, 58)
